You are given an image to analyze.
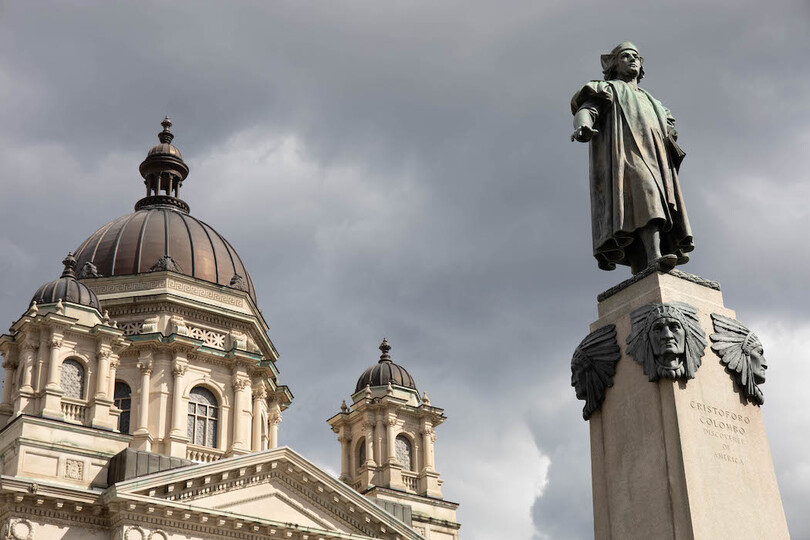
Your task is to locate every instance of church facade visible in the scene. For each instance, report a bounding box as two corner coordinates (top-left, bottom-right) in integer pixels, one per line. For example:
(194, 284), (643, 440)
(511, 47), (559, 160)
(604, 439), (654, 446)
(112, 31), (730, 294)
(0, 120), (460, 540)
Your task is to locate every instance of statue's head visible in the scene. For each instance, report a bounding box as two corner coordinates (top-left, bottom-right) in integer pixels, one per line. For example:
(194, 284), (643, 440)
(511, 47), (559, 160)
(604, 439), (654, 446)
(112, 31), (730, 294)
(710, 314), (767, 405)
(601, 41), (645, 82)
(627, 302), (706, 381)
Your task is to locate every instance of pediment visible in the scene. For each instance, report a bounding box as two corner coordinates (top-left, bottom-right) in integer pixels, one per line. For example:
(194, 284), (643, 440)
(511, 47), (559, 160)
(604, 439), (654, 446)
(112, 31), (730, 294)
(105, 447), (421, 540)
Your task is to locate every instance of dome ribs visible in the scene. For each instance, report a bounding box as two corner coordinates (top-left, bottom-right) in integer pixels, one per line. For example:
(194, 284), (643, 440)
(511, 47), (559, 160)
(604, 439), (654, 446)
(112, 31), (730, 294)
(138, 207), (166, 272)
(91, 215), (129, 277)
(109, 212), (141, 276)
(168, 210), (194, 275)
(113, 210), (148, 275)
(134, 210), (151, 273)
(178, 212), (196, 275)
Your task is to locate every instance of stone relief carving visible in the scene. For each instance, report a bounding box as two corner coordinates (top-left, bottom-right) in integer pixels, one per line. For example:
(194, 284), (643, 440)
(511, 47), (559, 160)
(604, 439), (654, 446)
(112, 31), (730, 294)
(571, 324), (621, 420)
(710, 314), (767, 405)
(229, 272), (247, 291)
(3, 518), (34, 540)
(149, 254), (183, 273)
(141, 316), (160, 334)
(123, 527), (145, 540)
(77, 261), (101, 278)
(626, 302), (706, 381)
(65, 459), (84, 480)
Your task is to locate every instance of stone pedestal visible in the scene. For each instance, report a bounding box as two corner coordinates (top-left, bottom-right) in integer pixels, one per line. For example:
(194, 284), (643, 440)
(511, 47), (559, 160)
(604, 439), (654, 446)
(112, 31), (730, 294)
(589, 271), (788, 540)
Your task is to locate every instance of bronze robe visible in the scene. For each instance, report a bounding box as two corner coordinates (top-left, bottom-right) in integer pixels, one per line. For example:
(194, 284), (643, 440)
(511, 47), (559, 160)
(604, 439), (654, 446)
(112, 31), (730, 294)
(572, 80), (694, 270)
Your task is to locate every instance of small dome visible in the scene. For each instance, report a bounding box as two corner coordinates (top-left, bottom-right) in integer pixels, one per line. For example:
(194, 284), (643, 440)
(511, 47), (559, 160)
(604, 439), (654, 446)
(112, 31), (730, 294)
(147, 142), (183, 159)
(355, 339), (417, 393)
(31, 253), (101, 312)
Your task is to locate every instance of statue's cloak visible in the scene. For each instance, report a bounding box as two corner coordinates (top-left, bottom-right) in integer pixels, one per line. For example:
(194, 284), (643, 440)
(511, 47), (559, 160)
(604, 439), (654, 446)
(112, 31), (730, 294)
(571, 80), (694, 270)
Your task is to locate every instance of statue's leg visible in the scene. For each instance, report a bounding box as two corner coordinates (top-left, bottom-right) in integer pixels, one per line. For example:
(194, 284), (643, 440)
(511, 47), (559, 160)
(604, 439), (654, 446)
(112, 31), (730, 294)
(639, 221), (677, 271)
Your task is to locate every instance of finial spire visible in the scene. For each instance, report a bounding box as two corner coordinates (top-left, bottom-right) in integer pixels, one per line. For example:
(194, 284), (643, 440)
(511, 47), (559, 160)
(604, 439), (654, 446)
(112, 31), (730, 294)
(159, 116), (174, 144)
(60, 252), (77, 278)
(379, 338), (392, 363)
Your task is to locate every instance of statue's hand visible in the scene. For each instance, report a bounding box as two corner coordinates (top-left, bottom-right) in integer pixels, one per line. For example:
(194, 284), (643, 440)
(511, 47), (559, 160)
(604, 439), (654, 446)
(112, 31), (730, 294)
(571, 125), (598, 142)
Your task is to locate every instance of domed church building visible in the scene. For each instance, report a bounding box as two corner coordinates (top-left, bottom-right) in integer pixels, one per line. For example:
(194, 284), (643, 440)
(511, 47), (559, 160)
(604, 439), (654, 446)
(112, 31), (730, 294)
(0, 120), (460, 540)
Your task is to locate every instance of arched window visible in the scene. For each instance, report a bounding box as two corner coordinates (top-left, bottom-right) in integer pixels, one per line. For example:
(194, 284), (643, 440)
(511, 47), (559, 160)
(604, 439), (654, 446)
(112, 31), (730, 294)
(60, 359), (85, 399)
(357, 437), (366, 469)
(395, 435), (413, 471)
(187, 387), (218, 448)
(114, 381), (132, 434)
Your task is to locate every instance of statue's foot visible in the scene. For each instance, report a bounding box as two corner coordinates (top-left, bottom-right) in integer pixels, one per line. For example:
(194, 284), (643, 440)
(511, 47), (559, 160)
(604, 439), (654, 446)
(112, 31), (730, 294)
(653, 254), (678, 272)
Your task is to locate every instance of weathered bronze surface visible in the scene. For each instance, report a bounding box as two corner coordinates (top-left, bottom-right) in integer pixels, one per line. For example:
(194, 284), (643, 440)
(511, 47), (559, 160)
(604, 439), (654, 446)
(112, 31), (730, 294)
(571, 42), (694, 274)
(571, 324), (620, 420)
(710, 314), (767, 405)
(626, 302), (706, 381)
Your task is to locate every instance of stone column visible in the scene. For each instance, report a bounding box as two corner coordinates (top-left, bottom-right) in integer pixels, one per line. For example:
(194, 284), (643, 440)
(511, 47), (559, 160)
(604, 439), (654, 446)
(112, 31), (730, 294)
(375, 412), (385, 467)
(267, 401), (281, 449)
(421, 424), (435, 471)
(229, 374), (250, 454)
(166, 358), (188, 458)
(35, 332), (49, 393)
(1, 358), (17, 407)
(251, 387), (266, 451)
(94, 349), (111, 400)
(132, 353), (153, 451)
(337, 426), (351, 481)
(41, 333), (64, 420)
(364, 418), (376, 467)
(107, 358), (119, 398)
(89, 346), (116, 430)
(169, 362), (187, 436)
(44, 334), (63, 390)
(0, 346), (18, 427)
(385, 415), (397, 464)
(18, 342), (37, 394)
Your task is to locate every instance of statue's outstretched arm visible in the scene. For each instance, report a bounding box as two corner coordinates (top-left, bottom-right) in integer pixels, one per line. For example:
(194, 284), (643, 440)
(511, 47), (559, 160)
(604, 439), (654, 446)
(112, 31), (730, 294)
(572, 102), (600, 142)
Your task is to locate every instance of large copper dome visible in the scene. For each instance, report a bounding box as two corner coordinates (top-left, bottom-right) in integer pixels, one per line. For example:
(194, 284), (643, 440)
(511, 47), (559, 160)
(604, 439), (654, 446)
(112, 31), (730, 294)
(73, 207), (257, 302)
(72, 118), (257, 303)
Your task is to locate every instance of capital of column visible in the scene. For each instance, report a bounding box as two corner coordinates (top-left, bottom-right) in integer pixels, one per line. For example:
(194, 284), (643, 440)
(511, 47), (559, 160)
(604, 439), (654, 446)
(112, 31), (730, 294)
(109, 358), (120, 370)
(137, 361), (153, 375)
(232, 377), (250, 391)
(47, 337), (61, 350)
(172, 363), (187, 378)
(2, 359), (18, 370)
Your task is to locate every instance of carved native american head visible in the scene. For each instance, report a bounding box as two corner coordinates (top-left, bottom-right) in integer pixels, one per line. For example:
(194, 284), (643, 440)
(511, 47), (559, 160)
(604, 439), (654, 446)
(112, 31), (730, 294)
(626, 302), (706, 382)
(710, 314), (767, 405)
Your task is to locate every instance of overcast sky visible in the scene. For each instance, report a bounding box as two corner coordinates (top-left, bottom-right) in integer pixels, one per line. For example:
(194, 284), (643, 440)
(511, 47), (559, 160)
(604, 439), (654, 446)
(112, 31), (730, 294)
(1, 2), (809, 538)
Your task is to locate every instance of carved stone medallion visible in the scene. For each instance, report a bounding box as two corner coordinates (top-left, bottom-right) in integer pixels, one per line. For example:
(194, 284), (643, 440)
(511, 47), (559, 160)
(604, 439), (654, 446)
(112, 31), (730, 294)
(626, 302), (706, 381)
(571, 325), (621, 420)
(710, 314), (767, 405)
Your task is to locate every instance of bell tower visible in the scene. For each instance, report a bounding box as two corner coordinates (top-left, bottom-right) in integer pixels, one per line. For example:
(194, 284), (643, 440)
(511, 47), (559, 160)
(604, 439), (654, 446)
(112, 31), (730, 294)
(327, 339), (461, 539)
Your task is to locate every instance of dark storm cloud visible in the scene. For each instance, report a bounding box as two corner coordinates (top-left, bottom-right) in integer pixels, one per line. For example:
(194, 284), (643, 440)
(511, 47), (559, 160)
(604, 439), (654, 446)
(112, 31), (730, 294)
(1, 1), (809, 537)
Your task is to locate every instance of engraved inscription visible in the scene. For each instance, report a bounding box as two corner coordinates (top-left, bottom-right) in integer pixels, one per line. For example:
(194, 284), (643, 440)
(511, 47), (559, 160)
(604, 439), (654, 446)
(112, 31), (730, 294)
(690, 400), (749, 466)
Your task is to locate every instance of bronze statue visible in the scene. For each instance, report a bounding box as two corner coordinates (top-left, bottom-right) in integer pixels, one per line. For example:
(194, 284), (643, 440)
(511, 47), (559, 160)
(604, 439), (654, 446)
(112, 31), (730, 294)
(571, 42), (694, 274)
